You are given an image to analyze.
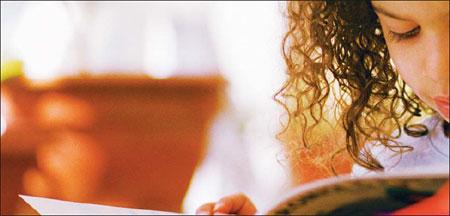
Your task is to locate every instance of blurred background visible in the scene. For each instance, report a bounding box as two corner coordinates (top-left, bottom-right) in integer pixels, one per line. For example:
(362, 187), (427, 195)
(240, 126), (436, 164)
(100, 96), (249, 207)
(1, 1), (290, 214)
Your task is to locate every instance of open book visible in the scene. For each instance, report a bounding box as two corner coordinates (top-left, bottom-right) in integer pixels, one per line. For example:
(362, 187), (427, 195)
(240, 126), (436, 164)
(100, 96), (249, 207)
(21, 171), (448, 215)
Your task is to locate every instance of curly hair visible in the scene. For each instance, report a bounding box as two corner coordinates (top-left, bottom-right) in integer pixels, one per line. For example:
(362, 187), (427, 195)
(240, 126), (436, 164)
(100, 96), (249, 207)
(274, 1), (446, 183)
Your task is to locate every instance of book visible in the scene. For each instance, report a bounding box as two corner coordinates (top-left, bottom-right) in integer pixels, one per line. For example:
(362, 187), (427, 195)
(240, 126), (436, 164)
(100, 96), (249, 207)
(19, 195), (182, 215)
(20, 170), (448, 215)
(262, 171), (448, 215)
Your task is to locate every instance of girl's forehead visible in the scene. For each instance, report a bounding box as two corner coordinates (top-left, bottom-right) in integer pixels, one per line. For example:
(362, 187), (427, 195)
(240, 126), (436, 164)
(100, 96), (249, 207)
(371, 1), (449, 21)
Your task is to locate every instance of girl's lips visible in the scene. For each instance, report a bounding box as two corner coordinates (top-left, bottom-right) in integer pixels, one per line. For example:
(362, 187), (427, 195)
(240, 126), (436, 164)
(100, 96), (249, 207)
(434, 97), (449, 120)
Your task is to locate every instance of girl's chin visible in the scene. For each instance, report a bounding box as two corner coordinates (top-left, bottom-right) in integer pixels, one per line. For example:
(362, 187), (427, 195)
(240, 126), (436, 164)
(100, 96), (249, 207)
(440, 113), (449, 123)
(434, 105), (449, 122)
(439, 111), (450, 122)
(432, 105), (449, 122)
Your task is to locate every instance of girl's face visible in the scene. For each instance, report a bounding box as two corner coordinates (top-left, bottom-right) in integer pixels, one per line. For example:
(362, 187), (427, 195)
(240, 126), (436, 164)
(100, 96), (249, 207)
(371, 1), (449, 122)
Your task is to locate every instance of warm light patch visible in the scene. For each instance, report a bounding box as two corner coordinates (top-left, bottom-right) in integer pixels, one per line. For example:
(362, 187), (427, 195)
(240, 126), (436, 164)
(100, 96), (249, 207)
(12, 2), (73, 80)
(1, 113), (6, 136)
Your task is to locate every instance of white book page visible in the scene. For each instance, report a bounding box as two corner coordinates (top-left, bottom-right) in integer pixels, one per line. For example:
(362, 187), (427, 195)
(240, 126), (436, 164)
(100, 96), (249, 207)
(19, 195), (182, 215)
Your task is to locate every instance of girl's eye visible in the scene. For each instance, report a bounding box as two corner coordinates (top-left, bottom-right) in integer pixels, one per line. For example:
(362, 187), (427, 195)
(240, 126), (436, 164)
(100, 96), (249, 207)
(388, 26), (421, 42)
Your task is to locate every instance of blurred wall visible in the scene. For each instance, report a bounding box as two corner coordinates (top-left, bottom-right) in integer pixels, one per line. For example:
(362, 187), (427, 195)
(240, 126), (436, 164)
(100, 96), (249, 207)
(183, 2), (289, 214)
(1, 1), (289, 214)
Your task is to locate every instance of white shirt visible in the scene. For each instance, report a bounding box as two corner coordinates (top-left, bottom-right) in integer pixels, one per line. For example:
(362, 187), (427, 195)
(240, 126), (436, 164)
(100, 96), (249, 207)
(352, 116), (449, 177)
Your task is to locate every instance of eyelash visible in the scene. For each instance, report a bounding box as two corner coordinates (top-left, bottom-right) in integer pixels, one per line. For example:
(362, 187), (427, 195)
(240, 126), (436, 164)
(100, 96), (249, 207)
(388, 26), (421, 42)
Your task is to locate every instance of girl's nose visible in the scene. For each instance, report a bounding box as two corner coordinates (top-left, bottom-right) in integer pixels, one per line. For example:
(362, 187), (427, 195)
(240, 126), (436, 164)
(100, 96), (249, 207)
(426, 30), (449, 88)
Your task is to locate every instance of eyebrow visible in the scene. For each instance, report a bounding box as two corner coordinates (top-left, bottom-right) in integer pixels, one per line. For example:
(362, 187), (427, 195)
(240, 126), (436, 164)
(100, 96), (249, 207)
(372, 5), (410, 21)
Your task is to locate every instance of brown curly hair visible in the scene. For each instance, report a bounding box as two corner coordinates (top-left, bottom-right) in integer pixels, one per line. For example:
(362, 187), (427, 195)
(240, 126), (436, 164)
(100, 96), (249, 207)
(274, 1), (447, 183)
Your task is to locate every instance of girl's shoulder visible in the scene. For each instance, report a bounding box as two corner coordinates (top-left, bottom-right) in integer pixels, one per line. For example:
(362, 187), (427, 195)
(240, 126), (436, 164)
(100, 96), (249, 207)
(352, 116), (449, 177)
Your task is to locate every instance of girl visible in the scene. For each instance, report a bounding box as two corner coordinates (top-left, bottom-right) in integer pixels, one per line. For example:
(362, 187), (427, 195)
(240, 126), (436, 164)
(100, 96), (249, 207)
(196, 1), (449, 215)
